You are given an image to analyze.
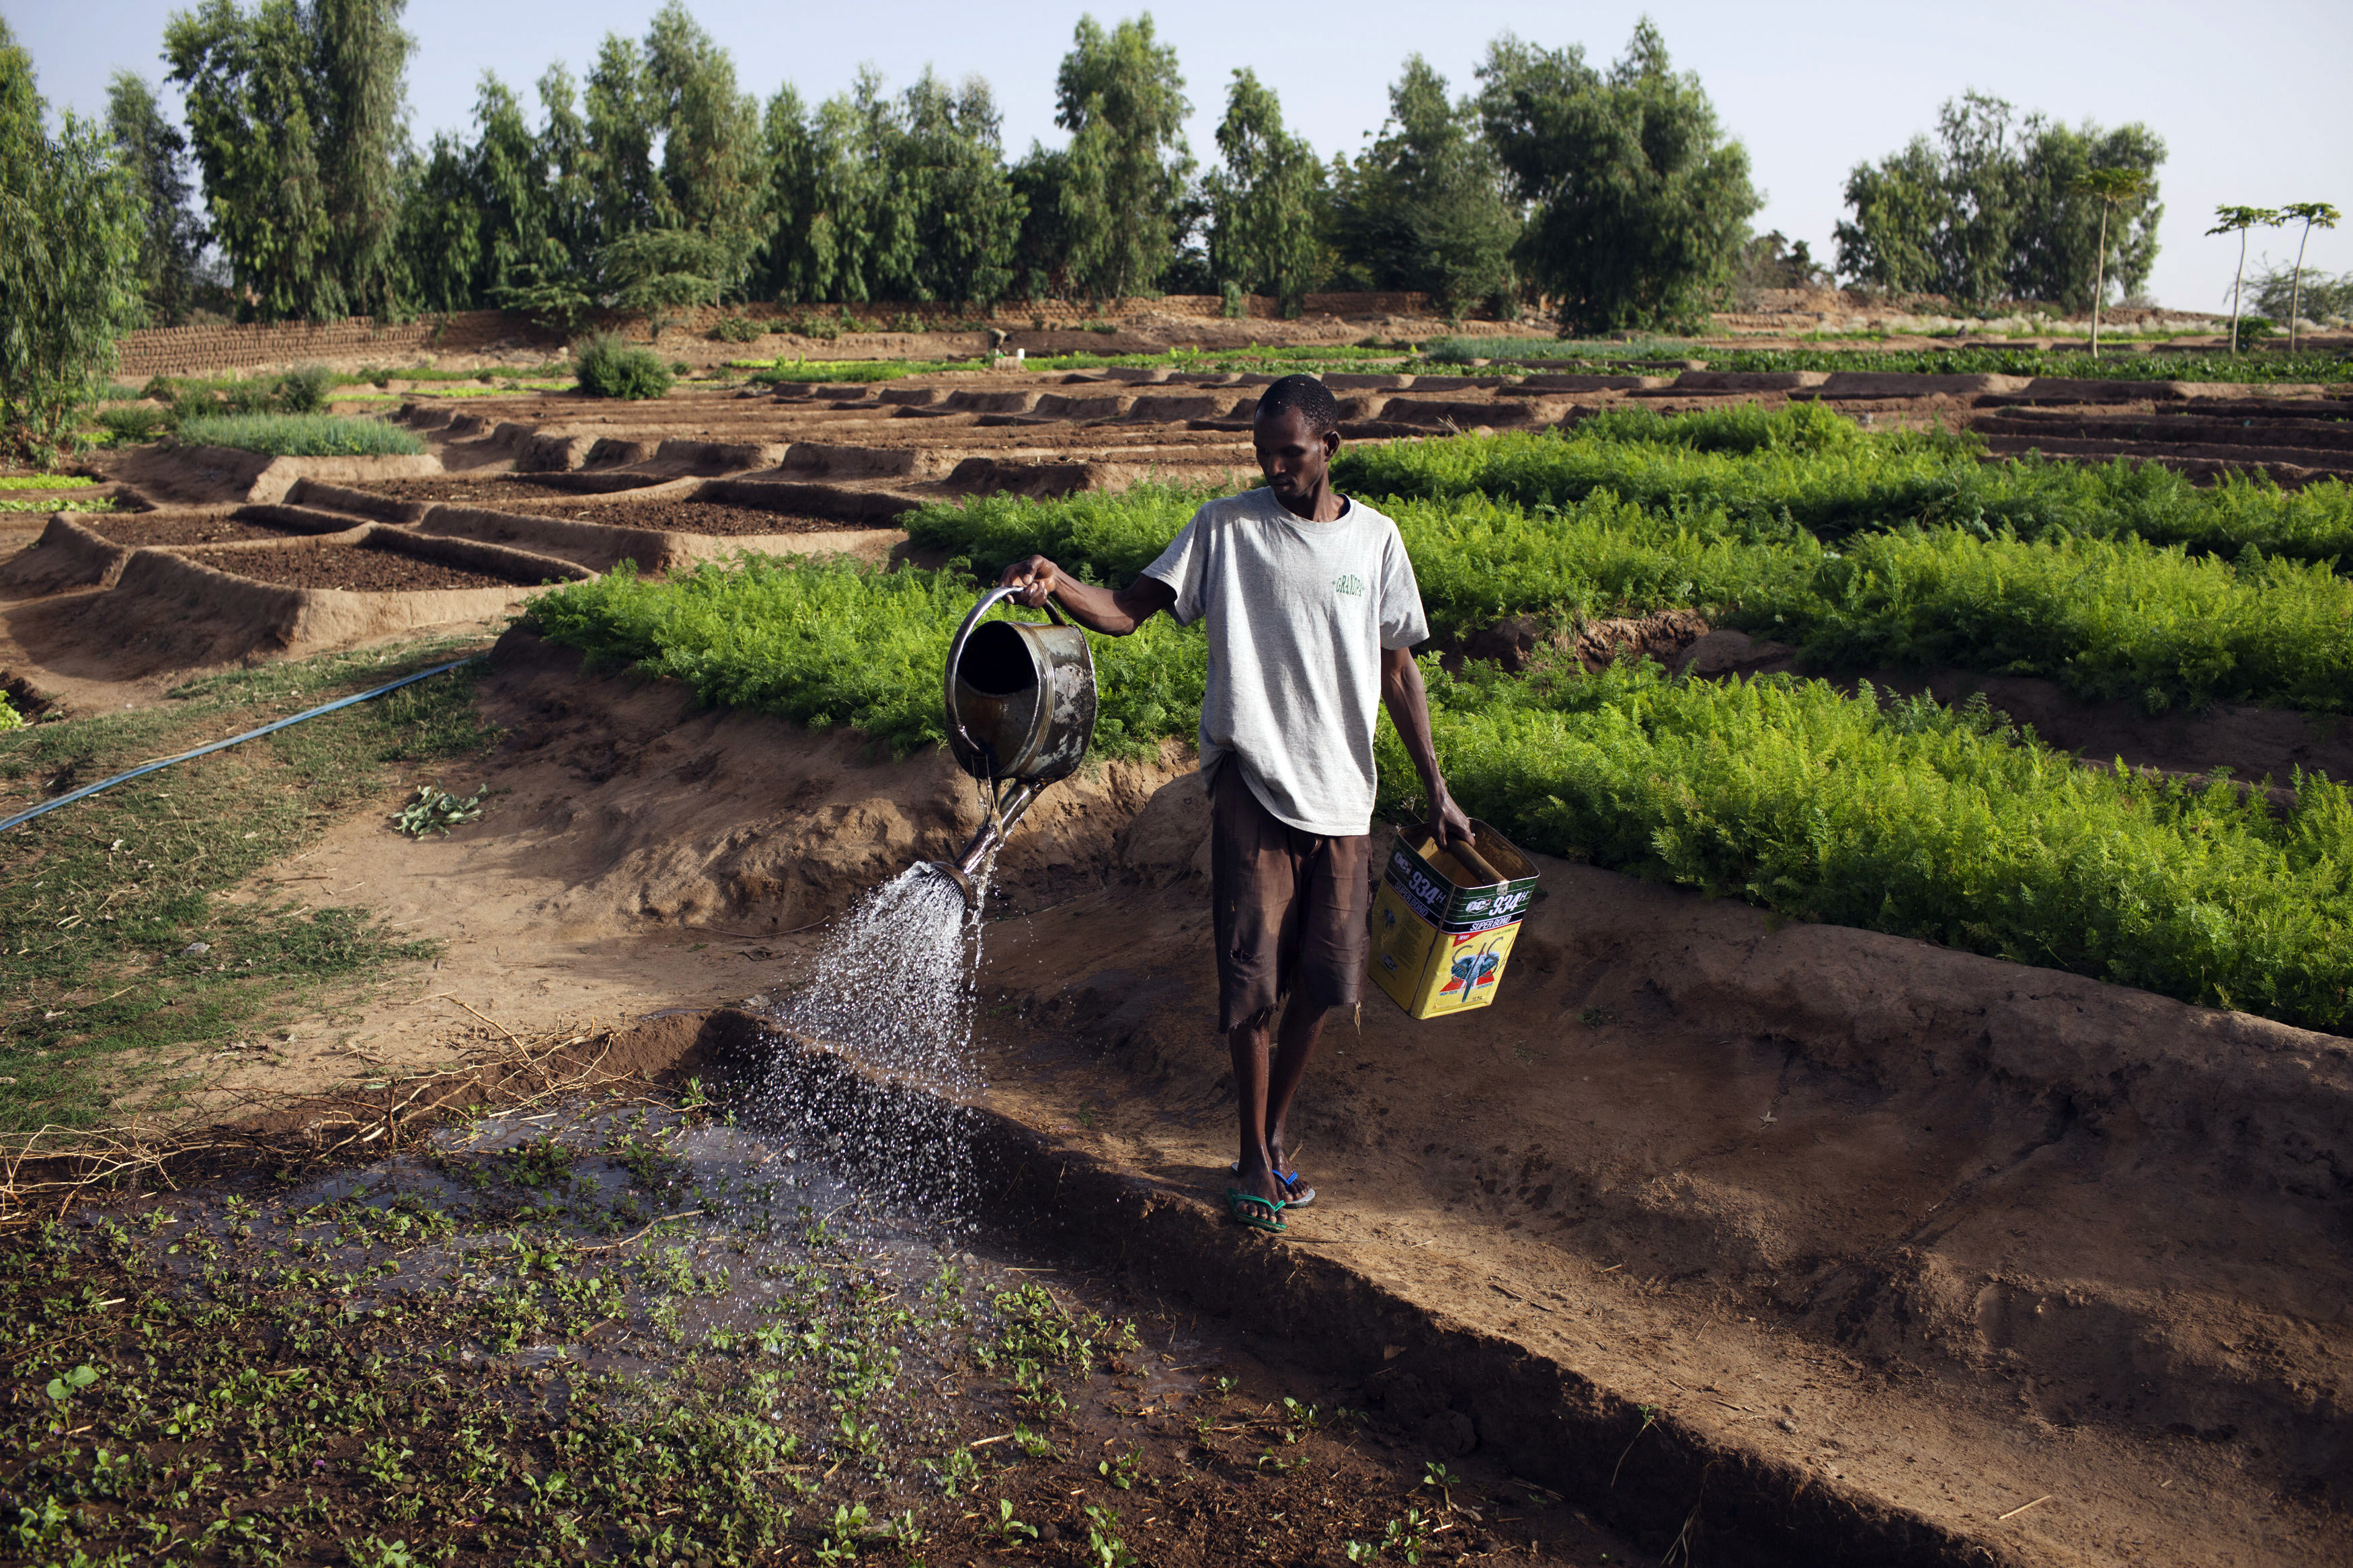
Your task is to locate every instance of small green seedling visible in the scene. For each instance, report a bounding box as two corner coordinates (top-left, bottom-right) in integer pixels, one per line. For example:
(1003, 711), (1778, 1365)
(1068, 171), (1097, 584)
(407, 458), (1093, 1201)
(392, 783), (489, 837)
(989, 1499), (1039, 1544)
(45, 1364), (99, 1405)
(1380, 1510), (1433, 1563)
(1099, 1445), (1143, 1489)
(1082, 1503), (1138, 1567)
(1612, 1403), (1662, 1487)
(815, 1501), (872, 1564)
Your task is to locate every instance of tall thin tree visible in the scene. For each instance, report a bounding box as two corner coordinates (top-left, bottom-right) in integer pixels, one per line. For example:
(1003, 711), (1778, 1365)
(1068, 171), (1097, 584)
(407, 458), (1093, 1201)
(2205, 204), (2279, 354)
(2279, 201), (2342, 354)
(2071, 166), (2151, 357)
(105, 72), (210, 325)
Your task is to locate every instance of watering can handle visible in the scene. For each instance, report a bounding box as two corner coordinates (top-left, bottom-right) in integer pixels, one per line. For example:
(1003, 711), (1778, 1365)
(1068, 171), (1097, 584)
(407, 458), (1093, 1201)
(948, 585), (1068, 673)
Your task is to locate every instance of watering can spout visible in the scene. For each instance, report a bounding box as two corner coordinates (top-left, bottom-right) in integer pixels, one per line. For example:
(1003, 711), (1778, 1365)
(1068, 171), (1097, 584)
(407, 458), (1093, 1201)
(919, 778), (1044, 911)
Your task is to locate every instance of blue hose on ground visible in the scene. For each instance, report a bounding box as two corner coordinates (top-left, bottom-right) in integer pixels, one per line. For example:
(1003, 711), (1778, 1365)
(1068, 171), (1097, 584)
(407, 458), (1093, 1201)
(1, 657), (478, 835)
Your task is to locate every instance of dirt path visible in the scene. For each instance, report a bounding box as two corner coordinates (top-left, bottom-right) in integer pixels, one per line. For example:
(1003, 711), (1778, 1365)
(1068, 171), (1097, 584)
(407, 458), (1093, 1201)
(154, 632), (2348, 1567)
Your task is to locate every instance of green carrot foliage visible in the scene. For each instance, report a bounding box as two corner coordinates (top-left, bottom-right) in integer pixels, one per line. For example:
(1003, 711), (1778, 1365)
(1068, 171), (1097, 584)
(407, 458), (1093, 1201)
(1375, 654), (2353, 1029)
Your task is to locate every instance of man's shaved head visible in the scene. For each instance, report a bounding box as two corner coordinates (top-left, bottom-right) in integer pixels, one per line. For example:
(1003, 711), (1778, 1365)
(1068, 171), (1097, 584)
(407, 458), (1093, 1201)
(1254, 374), (1341, 438)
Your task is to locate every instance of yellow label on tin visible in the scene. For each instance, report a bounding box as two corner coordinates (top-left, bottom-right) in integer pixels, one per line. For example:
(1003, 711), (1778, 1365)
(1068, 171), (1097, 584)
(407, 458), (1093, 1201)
(1369, 878), (1523, 1020)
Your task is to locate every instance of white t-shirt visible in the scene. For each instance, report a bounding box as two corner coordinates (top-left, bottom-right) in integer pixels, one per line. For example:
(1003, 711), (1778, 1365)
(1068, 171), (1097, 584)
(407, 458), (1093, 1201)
(1143, 487), (1430, 837)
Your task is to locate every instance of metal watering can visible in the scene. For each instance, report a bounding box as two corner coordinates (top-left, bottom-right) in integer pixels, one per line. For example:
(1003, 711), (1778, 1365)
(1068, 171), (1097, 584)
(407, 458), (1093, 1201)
(919, 586), (1098, 908)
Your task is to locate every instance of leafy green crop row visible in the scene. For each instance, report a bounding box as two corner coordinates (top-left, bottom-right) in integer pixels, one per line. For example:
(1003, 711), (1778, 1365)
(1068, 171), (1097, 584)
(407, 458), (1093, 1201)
(1330, 411), (2353, 566)
(523, 553), (2353, 1030)
(1419, 337), (2353, 384)
(1375, 655), (2353, 1028)
(904, 473), (2353, 714)
(521, 557), (1205, 758)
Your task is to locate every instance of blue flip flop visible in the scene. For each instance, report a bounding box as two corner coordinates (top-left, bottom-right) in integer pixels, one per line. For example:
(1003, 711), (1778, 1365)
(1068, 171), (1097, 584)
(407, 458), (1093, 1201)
(1228, 1162), (1315, 1208)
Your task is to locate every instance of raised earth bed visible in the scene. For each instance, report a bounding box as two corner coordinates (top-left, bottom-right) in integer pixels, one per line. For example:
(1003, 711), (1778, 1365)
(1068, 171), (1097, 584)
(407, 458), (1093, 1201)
(184, 537), (526, 591)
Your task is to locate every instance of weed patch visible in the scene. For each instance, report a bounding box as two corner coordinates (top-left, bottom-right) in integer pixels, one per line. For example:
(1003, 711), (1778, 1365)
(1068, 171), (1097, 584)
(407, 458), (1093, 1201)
(171, 413), (427, 458)
(0, 1092), (1569, 1566)
(573, 333), (674, 401)
(0, 638), (498, 1132)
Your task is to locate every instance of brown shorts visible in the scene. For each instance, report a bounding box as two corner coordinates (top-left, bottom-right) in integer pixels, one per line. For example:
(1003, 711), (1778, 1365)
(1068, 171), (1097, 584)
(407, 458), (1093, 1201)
(1209, 761), (1372, 1033)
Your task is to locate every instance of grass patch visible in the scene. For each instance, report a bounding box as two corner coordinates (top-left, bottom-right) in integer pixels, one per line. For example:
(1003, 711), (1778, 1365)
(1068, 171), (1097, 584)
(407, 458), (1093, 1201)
(0, 474), (97, 491)
(1380, 653), (2353, 1030)
(171, 413), (427, 458)
(0, 496), (117, 515)
(573, 333), (675, 401)
(388, 381), (575, 399)
(746, 358), (961, 384)
(0, 638), (498, 1133)
(522, 556), (1206, 759)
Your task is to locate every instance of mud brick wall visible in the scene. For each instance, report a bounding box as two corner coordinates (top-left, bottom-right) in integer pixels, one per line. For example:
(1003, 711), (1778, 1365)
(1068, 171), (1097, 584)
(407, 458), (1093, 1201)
(114, 292), (1439, 379)
(684, 292), (1430, 328)
(115, 311), (566, 378)
(128, 288), (1440, 376)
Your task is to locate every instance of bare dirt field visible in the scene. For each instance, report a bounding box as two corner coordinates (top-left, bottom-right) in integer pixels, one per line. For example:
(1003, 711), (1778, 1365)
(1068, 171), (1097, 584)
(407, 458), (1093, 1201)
(192, 540), (528, 592)
(4, 341), (2350, 1566)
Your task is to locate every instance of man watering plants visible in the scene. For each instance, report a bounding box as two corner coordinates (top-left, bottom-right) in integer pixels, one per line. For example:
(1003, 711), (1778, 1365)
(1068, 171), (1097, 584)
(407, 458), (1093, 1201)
(998, 374), (1474, 1235)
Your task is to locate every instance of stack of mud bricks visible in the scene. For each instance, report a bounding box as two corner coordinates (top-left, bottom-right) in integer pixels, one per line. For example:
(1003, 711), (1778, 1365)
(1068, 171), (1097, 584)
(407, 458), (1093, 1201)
(116, 311), (561, 380)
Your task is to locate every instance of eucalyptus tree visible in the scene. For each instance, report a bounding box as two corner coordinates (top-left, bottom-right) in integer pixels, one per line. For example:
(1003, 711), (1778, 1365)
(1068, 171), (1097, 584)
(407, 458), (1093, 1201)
(1327, 56), (1516, 317)
(1027, 13), (1193, 302)
(164, 0), (413, 321)
(2206, 204), (2280, 353)
(1835, 97), (2163, 314)
(1203, 69), (1323, 314)
(876, 71), (1023, 306)
(104, 73), (210, 325)
(0, 21), (145, 460)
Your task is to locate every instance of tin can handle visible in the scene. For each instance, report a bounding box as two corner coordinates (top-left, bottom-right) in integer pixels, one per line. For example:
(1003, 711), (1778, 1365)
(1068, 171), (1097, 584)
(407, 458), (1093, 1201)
(1451, 839), (1508, 886)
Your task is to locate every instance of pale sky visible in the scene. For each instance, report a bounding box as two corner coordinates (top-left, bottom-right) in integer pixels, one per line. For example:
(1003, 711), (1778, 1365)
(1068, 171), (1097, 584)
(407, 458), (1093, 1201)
(9, 0), (2348, 313)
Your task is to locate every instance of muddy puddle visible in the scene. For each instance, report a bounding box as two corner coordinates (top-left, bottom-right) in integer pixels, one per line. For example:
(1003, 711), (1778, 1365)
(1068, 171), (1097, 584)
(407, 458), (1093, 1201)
(4, 1069), (1634, 1567)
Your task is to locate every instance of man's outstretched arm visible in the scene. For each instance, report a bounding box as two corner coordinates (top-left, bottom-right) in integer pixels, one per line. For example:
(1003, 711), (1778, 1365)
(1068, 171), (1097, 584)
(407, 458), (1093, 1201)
(998, 554), (1175, 636)
(1381, 645), (1475, 848)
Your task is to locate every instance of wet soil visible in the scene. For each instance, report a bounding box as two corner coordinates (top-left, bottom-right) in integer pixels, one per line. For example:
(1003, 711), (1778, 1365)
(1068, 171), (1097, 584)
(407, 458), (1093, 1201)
(1, 1090), (1635, 1568)
(194, 540), (523, 591)
(85, 512), (315, 546)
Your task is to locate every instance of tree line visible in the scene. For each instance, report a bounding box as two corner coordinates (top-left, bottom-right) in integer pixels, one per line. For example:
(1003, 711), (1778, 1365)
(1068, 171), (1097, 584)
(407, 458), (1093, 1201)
(5, 2), (2206, 461)
(83, 1), (2175, 336)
